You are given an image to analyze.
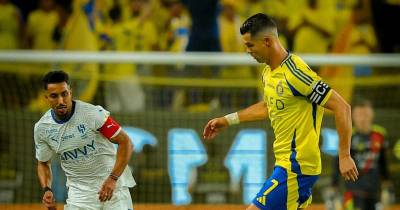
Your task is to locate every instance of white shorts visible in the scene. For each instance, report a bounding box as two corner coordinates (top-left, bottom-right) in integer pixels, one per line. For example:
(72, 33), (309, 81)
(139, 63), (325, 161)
(64, 187), (133, 210)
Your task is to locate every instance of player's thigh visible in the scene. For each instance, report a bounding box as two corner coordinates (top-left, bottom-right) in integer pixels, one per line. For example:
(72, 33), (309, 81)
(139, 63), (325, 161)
(252, 167), (318, 210)
(65, 187), (102, 210)
(286, 171), (312, 210)
(252, 166), (290, 210)
(294, 173), (318, 210)
(104, 187), (134, 210)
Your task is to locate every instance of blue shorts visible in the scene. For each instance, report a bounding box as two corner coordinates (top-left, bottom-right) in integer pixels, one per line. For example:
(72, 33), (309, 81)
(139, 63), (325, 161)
(252, 166), (318, 210)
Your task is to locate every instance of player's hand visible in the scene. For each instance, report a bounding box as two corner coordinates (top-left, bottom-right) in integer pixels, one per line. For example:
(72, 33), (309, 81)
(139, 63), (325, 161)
(339, 155), (359, 182)
(98, 176), (117, 202)
(203, 117), (229, 140)
(42, 191), (56, 209)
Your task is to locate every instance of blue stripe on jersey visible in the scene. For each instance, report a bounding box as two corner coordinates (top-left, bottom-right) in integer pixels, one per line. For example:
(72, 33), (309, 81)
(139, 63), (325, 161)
(285, 61), (312, 86)
(280, 53), (291, 67)
(285, 78), (304, 97)
(288, 58), (313, 83)
(286, 63), (310, 86)
(312, 103), (317, 130)
(290, 130), (302, 174)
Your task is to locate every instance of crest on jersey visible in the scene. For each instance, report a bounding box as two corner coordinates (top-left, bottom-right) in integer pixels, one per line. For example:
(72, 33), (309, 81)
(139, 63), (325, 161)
(77, 124), (86, 134)
(276, 81), (284, 96)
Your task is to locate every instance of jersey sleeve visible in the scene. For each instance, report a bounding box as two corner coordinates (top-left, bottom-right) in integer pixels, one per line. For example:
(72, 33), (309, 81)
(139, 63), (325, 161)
(93, 105), (121, 139)
(93, 105), (110, 130)
(284, 57), (332, 106)
(34, 124), (55, 162)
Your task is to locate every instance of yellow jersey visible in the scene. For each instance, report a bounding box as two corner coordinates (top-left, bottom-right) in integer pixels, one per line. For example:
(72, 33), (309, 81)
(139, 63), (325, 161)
(0, 3), (19, 49)
(262, 54), (332, 175)
(63, 0), (97, 51)
(26, 10), (58, 50)
(103, 21), (136, 76)
(291, 1), (335, 54)
(126, 18), (157, 51)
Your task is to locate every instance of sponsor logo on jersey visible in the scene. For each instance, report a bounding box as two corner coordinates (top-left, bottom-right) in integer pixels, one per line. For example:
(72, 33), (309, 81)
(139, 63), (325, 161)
(61, 133), (75, 141)
(276, 80), (284, 96)
(61, 140), (96, 161)
(46, 128), (58, 134)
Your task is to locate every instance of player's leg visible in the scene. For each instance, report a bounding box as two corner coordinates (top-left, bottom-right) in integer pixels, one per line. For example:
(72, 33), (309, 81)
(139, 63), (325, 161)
(251, 166), (318, 210)
(251, 166), (289, 210)
(295, 173), (318, 210)
(64, 187), (102, 210)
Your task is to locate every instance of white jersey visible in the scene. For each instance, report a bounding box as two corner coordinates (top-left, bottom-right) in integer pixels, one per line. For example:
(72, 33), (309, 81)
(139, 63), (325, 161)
(34, 100), (136, 192)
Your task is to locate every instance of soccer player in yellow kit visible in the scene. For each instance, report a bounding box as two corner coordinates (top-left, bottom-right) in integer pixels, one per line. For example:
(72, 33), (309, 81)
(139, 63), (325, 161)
(203, 13), (359, 210)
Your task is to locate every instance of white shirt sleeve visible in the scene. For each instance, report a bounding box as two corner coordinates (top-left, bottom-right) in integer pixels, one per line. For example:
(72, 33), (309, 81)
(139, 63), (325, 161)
(93, 105), (111, 130)
(34, 124), (55, 162)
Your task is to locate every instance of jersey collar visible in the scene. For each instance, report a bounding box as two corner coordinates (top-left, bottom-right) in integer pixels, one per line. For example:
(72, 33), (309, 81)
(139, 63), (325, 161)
(280, 51), (291, 67)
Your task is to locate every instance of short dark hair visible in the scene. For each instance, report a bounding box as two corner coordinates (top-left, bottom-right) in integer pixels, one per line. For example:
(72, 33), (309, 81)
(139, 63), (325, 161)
(240, 13), (277, 36)
(42, 70), (69, 90)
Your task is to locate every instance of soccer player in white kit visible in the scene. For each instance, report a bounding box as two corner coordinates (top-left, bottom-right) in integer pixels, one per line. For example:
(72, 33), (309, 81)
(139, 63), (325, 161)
(34, 70), (136, 210)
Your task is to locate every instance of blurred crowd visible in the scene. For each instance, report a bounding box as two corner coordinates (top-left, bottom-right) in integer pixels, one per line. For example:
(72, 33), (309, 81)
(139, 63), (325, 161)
(1, 0), (400, 112)
(1, 0), (400, 54)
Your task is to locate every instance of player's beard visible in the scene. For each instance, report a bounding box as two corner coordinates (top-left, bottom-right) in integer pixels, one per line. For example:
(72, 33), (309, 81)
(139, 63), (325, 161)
(55, 105), (69, 119)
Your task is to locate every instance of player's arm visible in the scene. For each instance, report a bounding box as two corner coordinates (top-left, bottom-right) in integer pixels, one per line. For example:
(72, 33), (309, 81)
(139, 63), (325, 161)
(37, 160), (56, 208)
(109, 130), (133, 178)
(237, 100), (269, 122)
(323, 90), (359, 181)
(97, 116), (133, 201)
(203, 101), (268, 140)
(98, 117), (133, 177)
(37, 160), (52, 189)
(34, 124), (56, 209)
